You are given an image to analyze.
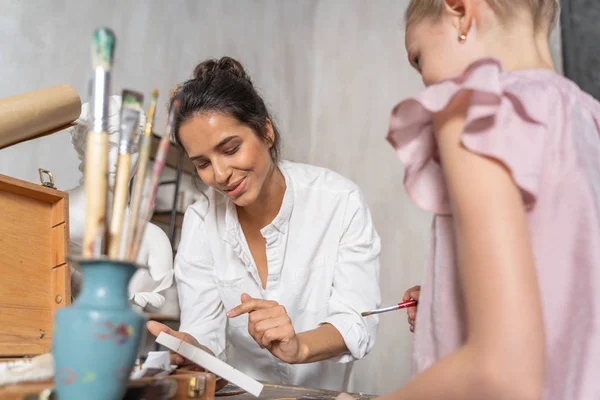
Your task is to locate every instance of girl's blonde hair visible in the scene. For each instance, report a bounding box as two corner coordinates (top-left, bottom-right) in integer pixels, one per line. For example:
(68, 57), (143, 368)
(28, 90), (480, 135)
(405, 0), (559, 34)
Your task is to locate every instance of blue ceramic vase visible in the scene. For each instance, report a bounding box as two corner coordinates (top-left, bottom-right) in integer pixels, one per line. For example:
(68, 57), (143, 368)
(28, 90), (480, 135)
(53, 259), (146, 400)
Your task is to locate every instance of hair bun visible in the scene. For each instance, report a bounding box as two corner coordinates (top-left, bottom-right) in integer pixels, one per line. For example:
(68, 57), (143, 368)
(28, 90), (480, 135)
(192, 57), (252, 85)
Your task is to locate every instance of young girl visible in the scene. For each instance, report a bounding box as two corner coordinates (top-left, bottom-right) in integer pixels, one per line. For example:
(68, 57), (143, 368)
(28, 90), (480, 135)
(347, 0), (599, 399)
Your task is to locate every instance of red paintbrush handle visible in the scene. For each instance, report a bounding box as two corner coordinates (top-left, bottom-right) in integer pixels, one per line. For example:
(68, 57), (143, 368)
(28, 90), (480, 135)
(397, 299), (418, 309)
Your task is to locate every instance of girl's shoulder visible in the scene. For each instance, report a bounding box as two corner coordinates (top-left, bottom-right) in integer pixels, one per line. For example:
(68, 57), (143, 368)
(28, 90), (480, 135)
(387, 58), (600, 214)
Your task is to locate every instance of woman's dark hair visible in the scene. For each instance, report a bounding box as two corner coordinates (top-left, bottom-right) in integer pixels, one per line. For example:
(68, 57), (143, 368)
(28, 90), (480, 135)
(170, 57), (281, 162)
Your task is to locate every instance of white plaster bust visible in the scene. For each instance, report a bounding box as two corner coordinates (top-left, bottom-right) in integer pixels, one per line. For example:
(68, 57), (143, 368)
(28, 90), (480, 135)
(67, 95), (174, 309)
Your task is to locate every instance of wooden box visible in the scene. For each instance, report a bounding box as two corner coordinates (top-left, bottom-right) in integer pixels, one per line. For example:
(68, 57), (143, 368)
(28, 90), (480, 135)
(0, 174), (70, 357)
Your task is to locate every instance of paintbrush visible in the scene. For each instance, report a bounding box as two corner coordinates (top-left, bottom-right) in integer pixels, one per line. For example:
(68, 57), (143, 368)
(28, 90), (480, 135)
(125, 89), (159, 262)
(361, 299), (418, 317)
(107, 90), (144, 259)
(129, 99), (181, 260)
(82, 27), (116, 257)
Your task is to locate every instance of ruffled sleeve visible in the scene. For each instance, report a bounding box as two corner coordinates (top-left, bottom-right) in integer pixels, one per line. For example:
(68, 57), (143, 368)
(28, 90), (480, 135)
(387, 58), (548, 214)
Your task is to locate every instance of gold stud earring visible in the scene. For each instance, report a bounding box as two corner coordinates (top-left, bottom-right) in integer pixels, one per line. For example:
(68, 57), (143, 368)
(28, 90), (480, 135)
(458, 33), (467, 43)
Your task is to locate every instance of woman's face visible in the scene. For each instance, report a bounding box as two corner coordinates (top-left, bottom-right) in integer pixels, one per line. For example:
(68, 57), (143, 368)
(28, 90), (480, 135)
(178, 113), (275, 207)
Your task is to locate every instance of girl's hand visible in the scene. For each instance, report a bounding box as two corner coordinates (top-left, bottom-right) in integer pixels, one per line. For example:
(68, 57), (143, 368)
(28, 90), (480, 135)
(403, 285), (421, 333)
(227, 293), (302, 364)
(146, 321), (210, 371)
(336, 393), (356, 400)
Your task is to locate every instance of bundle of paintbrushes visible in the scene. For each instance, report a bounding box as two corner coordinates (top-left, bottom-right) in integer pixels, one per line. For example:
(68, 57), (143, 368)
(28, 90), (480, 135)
(124, 90), (159, 261)
(127, 98), (181, 261)
(83, 27), (181, 262)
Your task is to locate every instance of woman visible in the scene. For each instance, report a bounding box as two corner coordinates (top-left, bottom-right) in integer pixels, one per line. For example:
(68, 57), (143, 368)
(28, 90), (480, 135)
(147, 57), (381, 391)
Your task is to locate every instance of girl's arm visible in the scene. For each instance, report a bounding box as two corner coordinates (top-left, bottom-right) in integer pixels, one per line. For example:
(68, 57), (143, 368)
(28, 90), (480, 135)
(379, 91), (545, 400)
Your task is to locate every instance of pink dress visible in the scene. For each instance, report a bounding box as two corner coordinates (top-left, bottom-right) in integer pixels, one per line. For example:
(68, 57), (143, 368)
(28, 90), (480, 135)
(387, 58), (600, 399)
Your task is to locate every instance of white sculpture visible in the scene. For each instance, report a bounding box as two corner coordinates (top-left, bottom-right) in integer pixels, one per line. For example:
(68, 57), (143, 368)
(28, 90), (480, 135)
(67, 95), (174, 309)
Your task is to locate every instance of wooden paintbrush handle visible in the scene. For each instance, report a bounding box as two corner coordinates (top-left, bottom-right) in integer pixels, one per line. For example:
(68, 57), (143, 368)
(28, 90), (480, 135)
(130, 135), (171, 259)
(125, 135), (152, 261)
(129, 215), (147, 263)
(107, 153), (131, 259)
(82, 132), (109, 257)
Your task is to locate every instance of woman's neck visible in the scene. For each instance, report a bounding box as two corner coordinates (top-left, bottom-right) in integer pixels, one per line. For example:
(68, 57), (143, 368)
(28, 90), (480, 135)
(237, 163), (286, 229)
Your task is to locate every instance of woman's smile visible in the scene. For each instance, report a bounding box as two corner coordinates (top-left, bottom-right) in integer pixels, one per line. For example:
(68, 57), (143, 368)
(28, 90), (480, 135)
(222, 176), (247, 198)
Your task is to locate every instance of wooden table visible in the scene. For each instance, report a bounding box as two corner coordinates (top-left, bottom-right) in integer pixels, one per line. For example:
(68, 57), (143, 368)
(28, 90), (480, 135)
(0, 380), (376, 400)
(231, 382), (375, 400)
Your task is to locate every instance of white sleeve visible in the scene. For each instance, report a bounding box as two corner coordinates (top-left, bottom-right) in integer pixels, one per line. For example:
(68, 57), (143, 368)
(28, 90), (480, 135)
(175, 205), (227, 360)
(320, 189), (382, 362)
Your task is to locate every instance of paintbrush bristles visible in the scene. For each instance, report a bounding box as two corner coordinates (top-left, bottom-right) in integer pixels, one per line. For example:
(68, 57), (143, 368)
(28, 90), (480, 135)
(143, 90), (159, 137)
(91, 28), (116, 71)
(121, 90), (144, 110)
(119, 90), (144, 148)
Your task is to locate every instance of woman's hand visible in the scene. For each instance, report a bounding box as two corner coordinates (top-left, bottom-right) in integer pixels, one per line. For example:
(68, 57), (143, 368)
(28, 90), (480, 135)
(403, 285), (420, 333)
(227, 293), (303, 364)
(146, 321), (210, 371)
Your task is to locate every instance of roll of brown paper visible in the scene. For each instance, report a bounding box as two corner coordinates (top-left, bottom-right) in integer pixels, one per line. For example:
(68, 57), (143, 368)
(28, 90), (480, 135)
(0, 84), (82, 149)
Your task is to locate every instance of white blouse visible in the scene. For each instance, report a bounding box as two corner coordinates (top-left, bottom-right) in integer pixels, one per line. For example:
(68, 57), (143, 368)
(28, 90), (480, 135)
(175, 161), (381, 391)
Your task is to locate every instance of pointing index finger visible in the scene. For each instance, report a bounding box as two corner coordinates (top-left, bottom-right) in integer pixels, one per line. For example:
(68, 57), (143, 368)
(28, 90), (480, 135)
(226, 297), (278, 318)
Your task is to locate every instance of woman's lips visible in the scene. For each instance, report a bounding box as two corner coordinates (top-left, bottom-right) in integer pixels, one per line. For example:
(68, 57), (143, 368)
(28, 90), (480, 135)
(224, 177), (247, 198)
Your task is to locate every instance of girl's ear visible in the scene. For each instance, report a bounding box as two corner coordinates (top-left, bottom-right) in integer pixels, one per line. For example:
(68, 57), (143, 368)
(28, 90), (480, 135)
(443, 0), (475, 42)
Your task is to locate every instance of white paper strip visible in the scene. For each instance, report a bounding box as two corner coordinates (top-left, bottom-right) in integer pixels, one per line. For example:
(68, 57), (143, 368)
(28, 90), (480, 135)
(156, 332), (264, 397)
(130, 351), (176, 380)
(0, 353), (53, 386)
